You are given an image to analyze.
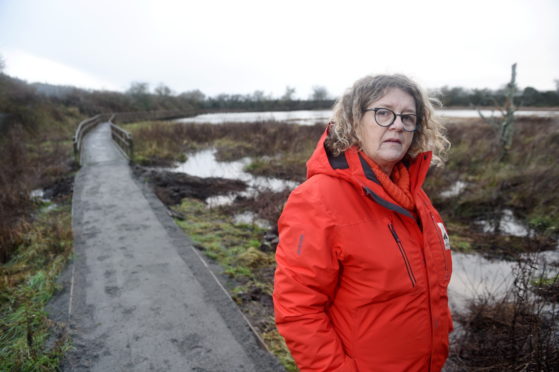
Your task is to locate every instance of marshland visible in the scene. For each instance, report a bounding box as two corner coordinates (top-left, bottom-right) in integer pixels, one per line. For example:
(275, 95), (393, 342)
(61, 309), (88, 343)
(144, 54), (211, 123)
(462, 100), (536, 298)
(128, 113), (559, 371)
(1, 71), (559, 371)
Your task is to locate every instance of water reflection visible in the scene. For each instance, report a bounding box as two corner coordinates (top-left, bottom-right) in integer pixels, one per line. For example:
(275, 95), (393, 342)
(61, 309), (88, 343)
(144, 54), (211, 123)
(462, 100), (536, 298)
(449, 250), (559, 312)
(476, 209), (529, 237)
(173, 148), (298, 207)
(175, 110), (331, 125)
(175, 109), (559, 125)
(449, 253), (516, 311)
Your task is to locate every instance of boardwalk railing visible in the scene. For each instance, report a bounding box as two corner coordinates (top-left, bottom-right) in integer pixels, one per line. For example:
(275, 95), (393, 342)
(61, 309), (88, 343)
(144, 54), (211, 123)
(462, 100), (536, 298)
(73, 114), (112, 163)
(73, 110), (197, 165)
(109, 120), (134, 161)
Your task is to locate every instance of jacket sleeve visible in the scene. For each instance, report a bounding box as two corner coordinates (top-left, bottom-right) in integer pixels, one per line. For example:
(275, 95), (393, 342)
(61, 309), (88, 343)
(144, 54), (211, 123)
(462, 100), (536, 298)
(273, 184), (357, 372)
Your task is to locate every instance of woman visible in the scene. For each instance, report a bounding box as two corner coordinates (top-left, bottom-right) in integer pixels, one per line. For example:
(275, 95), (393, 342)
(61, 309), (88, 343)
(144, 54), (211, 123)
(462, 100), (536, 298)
(273, 74), (452, 372)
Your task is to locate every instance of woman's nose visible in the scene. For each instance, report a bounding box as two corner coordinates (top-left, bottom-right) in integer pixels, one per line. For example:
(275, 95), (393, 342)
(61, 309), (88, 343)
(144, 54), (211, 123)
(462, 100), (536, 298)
(390, 116), (405, 131)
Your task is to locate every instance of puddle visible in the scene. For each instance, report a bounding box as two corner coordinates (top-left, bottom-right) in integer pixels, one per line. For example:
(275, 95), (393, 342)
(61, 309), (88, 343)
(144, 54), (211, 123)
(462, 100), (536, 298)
(233, 211), (272, 230)
(30, 188), (58, 211)
(30, 189), (45, 199)
(449, 252), (516, 311)
(449, 249), (559, 312)
(173, 148), (298, 207)
(440, 180), (467, 198)
(476, 209), (530, 237)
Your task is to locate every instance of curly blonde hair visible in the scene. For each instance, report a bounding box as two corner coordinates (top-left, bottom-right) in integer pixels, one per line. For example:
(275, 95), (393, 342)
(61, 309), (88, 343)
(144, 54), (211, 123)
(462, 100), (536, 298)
(326, 74), (450, 166)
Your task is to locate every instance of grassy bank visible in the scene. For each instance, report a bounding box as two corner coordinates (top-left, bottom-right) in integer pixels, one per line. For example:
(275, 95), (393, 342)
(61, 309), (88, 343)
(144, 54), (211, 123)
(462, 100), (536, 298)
(171, 198), (297, 371)
(0, 202), (73, 371)
(1, 75), (86, 371)
(0, 120), (76, 371)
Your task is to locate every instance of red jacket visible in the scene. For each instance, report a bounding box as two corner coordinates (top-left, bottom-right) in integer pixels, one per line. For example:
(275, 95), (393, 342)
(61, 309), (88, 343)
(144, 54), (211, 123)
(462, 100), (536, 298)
(273, 131), (453, 371)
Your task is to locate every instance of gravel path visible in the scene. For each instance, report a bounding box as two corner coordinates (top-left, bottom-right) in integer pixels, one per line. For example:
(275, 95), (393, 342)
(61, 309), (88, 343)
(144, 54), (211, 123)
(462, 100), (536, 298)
(48, 122), (284, 371)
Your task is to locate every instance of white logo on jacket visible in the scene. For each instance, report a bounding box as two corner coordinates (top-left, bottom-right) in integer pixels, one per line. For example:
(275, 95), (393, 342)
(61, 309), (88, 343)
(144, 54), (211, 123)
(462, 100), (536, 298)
(437, 223), (451, 250)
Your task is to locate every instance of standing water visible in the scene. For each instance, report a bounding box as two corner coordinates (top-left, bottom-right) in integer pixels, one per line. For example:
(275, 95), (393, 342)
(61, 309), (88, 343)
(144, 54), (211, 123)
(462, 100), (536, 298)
(173, 148), (298, 208)
(175, 109), (559, 126)
(171, 114), (559, 313)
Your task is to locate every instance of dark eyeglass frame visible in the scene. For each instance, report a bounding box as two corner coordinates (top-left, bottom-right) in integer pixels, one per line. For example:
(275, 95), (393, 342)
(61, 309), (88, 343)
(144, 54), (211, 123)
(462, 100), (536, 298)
(363, 107), (418, 132)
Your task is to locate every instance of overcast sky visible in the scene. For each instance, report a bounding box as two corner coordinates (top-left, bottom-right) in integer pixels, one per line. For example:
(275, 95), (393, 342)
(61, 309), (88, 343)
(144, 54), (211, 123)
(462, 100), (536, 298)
(1, 0), (558, 98)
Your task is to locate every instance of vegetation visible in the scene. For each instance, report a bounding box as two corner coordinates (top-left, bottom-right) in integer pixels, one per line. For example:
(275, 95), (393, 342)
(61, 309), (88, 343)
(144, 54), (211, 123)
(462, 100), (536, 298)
(436, 84), (559, 107)
(0, 203), (73, 371)
(427, 116), (559, 259)
(0, 74), (81, 264)
(129, 112), (559, 370)
(447, 257), (558, 371)
(130, 115), (559, 259)
(1, 67), (558, 371)
(172, 198), (297, 371)
(0, 73), (80, 371)
(127, 120), (324, 178)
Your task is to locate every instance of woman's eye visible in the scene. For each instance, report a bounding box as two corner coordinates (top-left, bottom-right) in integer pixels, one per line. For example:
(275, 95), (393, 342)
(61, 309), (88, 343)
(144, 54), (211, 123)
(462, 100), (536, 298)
(402, 115), (417, 124)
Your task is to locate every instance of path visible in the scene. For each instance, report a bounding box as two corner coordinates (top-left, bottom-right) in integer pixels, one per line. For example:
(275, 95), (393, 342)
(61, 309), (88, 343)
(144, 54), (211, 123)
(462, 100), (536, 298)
(52, 123), (283, 371)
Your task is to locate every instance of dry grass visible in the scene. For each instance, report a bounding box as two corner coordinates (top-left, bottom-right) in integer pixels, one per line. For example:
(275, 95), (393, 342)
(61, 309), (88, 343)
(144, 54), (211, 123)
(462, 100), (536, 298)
(128, 120), (325, 170)
(0, 125), (34, 263)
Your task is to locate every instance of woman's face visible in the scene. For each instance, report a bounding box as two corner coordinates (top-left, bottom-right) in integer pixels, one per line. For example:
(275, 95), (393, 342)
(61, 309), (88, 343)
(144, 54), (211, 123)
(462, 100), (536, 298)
(358, 88), (415, 174)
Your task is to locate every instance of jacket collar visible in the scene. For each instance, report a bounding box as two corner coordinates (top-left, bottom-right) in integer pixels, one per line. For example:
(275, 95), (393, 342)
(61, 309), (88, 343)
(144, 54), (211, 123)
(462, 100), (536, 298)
(307, 128), (432, 219)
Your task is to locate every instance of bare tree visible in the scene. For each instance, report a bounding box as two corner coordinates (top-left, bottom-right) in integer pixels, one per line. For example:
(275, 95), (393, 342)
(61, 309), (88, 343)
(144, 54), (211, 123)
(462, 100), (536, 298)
(154, 83), (172, 97)
(281, 86), (296, 101)
(478, 63), (518, 161)
(126, 82), (152, 110)
(126, 81), (149, 96)
(310, 85), (329, 101)
(179, 89), (205, 103)
(252, 90), (267, 102)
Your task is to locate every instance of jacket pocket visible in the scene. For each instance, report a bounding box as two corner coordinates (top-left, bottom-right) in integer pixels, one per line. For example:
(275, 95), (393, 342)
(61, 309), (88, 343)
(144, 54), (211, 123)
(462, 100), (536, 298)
(388, 224), (417, 288)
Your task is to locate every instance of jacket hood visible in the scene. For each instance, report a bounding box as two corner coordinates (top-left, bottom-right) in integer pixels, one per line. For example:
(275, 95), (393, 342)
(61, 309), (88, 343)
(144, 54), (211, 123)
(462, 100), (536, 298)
(306, 127), (433, 219)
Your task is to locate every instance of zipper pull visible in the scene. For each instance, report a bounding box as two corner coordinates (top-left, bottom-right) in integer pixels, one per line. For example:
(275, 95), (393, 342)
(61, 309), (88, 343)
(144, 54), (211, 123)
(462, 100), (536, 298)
(388, 223), (400, 242)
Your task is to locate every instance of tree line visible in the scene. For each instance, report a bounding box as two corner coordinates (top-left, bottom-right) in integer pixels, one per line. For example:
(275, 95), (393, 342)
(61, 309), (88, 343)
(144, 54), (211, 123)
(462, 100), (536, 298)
(1, 70), (558, 135)
(37, 79), (559, 113)
(436, 84), (559, 107)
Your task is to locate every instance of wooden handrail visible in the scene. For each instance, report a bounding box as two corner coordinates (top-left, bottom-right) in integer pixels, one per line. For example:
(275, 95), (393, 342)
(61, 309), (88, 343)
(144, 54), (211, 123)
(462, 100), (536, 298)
(73, 114), (112, 164)
(73, 110), (198, 165)
(110, 123), (134, 161)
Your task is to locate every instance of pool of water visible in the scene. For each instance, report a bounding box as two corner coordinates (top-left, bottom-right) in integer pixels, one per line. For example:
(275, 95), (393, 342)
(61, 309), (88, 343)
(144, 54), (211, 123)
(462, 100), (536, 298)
(172, 148), (298, 207)
(172, 148), (558, 313)
(175, 109), (559, 126)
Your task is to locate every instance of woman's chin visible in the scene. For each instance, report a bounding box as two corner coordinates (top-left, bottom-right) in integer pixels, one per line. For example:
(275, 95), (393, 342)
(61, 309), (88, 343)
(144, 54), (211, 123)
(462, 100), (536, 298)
(375, 150), (406, 165)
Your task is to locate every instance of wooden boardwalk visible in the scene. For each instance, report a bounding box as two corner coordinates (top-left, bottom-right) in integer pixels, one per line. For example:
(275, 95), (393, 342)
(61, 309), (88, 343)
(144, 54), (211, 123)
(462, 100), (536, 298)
(53, 122), (283, 371)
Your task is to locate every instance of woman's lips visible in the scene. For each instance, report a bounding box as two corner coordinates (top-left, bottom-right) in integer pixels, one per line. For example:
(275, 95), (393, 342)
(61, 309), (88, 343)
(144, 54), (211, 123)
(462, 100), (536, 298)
(384, 138), (402, 144)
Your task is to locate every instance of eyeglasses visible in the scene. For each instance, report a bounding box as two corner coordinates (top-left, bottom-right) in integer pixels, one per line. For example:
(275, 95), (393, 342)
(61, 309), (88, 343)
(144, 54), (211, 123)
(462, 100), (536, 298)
(363, 107), (418, 132)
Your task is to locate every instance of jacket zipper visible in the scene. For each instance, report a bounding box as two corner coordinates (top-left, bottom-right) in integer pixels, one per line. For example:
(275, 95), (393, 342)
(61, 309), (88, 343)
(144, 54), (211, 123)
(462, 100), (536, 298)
(388, 224), (417, 288)
(429, 212), (449, 278)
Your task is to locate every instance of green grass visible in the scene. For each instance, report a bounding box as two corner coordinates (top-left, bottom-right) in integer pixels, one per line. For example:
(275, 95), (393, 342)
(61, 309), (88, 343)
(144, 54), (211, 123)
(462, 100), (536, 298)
(173, 198), (271, 281)
(0, 204), (73, 372)
(171, 198), (297, 370)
